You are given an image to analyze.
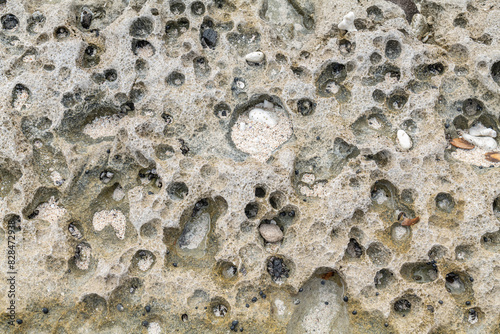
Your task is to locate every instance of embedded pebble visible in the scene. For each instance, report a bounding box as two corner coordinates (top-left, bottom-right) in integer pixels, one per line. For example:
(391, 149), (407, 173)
(259, 223), (284, 243)
(245, 51), (265, 64)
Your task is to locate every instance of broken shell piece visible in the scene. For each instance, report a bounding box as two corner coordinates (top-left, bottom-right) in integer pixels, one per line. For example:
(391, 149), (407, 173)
(245, 51), (265, 64)
(450, 138), (475, 150)
(401, 217), (420, 226)
(469, 124), (497, 138)
(461, 133), (497, 151)
(338, 12), (357, 32)
(485, 152), (500, 163)
(249, 108), (278, 128)
(263, 100), (274, 110)
(397, 130), (412, 150)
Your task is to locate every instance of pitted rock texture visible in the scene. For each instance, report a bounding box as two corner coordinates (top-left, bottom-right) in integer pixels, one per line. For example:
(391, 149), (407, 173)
(1, 0), (500, 333)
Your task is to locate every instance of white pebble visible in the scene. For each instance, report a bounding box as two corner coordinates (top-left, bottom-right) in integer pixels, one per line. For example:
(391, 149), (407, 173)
(462, 133), (498, 151)
(245, 51), (265, 64)
(249, 108), (278, 128)
(338, 12), (357, 32)
(397, 130), (412, 150)
(469, 124), (497, 138)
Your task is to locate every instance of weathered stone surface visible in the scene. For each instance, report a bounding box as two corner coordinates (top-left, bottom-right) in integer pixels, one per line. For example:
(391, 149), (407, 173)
(1, 0), (500, 333)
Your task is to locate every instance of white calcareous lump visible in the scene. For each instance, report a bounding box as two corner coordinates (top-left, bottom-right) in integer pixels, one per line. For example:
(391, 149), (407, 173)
(397, 130), (413, 150)
(245, 51), (265, 64)
(248, 108), (279, 128)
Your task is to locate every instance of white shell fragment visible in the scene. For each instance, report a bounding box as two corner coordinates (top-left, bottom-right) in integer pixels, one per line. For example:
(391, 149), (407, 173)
(338, 12), (357, 32)
(462, 133), (498, 151)
(245, 51), (265, 64)
(263, 100), (274, 110)
(248, 108), (279, 128)
(397, 130), (412, 150)
(469, 124), (497, 138)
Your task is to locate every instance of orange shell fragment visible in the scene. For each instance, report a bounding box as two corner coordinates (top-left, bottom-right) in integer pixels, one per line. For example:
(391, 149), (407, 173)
(401, 217), (420, 226)
(485, 152), (500, 163)
(450, 138), (475, 150)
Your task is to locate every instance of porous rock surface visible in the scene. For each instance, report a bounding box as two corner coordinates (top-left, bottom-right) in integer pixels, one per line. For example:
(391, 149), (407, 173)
(1, 0), (500, 333)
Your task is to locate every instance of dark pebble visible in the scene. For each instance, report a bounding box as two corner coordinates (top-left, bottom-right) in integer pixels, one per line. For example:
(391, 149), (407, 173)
(352, 310), (357, 315)
(321, 280), (325, 285)
(201, 29), (217, 48)
(466, 301), (471, 305)
(469, 277), (474, 282)
(343, 296), (348, 302)
(245, 304), (250, 308)
(142, 321), (149, 327)
(232, 320), (239, 326)
(230, 325), (235, 330)
(384, 323), (389, 327)
(42, 308), (49, 314)
(438, 300), (443, 304)
(173, 263), (177, 267)
(325, 302), (329, 305)
(145, 305), (151, 312)
(240, 328), (244, 332)
(251, 297), (257, 303)
(16, 319), (23, 324)
(299, 288), (303, 292)
(375, 292), (379, 296)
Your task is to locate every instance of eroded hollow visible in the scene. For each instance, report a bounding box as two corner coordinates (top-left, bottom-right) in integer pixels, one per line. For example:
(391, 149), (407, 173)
(229, 94), (293, 161)
(288, 268), (348, 333)
(255, 185), (266, 198)
(244, 202), (259, 219)
(393, 298), (411, 315)
(129, 249), (156, 275)
(491, 61), (500, 85)
(344, 238), (364, 259)
(215, 260), (238, 282)
(167, 181), (188, 200)
(481, 229), (500, 252)
(374, 268), (395, 289)
(129, 17), (153, 38)
(435, 192), (455, 213)
(208, 297), (230, 319)
(385, 40), (401, 59)
(493, 195), (500, 219)
(269, 190), (285, 210)
(462, 98), (483, 117)
(400, 262), (438, 283)
(445, 272), (465, 295)
(267, 256), (291, 284)
(366, 242), (392, 266)
(315, 62), (349, 99)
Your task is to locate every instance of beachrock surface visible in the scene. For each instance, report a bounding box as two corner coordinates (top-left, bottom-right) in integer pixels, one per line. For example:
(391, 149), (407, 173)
(1, 0), (500, 332)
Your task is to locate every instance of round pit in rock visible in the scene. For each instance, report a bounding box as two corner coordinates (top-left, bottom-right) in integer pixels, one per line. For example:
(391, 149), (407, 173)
(230, 95), (293, 162)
